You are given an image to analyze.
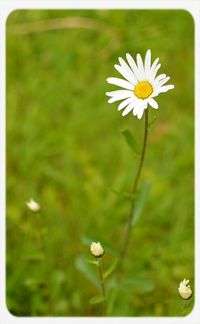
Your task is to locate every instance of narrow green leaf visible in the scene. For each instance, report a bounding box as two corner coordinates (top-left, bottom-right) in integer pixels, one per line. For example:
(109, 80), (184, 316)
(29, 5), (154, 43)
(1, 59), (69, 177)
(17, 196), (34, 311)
(107, 285), (118, 315)
(75, 255), (99, 288)
(107, 279), (132, 315)
(89, 295), (105, 305)
(132, 181), (151, 225)
(86, 259), (99, 266)
(103, 259), (118, 279)
(121, 129), (140, 154)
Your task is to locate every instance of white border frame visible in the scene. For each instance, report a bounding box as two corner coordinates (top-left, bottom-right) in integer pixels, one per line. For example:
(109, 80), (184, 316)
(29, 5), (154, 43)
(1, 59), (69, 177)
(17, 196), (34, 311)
(0, 1), (199, 323)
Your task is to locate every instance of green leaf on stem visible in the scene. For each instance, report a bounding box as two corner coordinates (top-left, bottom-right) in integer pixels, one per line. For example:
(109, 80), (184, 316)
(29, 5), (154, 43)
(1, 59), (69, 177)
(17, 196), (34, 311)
(107, 284), (118, 315)
(86, 259), (99, 266)
(89, 295), (105, 305)
(103, 259), (118, 280)
(75, 255), (99, 288)
(121, 129), (140, 154)
(132, 181), (151, 225)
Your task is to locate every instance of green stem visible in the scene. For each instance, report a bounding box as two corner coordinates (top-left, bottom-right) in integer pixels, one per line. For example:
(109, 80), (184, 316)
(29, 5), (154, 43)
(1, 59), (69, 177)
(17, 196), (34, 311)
(98, 257), (106, 315)
(181, 299), (190, 315)
(119, 109), (149, 269)
(35, 212), (51, 315)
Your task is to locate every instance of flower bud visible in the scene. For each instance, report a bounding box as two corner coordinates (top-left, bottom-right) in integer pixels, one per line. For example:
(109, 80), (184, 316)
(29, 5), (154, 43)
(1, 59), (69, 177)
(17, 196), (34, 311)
(178, 279), (193, 300)
(26, 198), (41, 213)
(90, 242), (104, 257)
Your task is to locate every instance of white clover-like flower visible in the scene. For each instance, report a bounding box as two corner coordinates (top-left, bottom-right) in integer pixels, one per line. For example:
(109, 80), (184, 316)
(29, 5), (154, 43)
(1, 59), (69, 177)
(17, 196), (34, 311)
(178, 279), (193, 300)
(90, 242), (104, 257)
(106, 49), (174, 119)
(26, 198), (41, 212)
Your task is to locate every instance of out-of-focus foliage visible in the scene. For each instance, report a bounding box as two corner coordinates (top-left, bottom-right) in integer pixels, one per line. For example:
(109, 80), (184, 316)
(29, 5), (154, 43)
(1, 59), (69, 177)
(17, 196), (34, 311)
(6, 9), (194, 316)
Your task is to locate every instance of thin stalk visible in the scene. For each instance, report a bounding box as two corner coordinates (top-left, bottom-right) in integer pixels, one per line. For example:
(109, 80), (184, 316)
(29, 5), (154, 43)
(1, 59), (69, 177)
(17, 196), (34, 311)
(98, 257), (106, 315)
(119, 109), (149, 269)
(35, 212), (52, 315)
(181, 299), (190, 315)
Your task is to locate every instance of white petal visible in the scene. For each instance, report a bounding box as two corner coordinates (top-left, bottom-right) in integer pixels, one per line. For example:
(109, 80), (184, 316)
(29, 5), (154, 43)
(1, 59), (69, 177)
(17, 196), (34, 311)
(108, 96), (129, 103)
(119, 57), (137, 76)
(153, 74), (166, 87)
(106, 90), (133, 97)
(108, 96), (129, 104)
(157, 84), (174, 93)
(114, 63), (136, 85)
(149, 63), (161, 82)
(118, 57), (137, 82)
(118, 97), (134, 111)
(148, 98), (159, 109)
(118, 57), (138, 84)
(150, 91), (159, 98)
(137, 105), (146, 119)
(126, 53), (143, 81)
(149, 58), (159, 81)
(106, 90), (133, 103)
(143, 99), (148, 109)
(133, 106), (138, 116)
(136, 53), (145, 79)
(157, 76), (170, 88)
(122, 101), (136, 116)
(133, 100), (141, 116)
(150, 57), (159, 70)
(107, 77), (134, 90)
(132, 100), (144, 118)
(144, 49), (151, 80)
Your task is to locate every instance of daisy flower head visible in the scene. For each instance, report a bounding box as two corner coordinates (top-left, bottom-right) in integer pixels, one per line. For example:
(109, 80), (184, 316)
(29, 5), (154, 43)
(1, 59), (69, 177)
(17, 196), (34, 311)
(90, 242), (104, 258)
(106, 50), (174, 119)
(26, 198), (41, 213)
(178, 279), (193, 300)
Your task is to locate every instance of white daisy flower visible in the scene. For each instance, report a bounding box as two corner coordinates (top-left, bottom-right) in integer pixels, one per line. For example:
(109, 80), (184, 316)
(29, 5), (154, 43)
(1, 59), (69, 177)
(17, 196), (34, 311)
(106, 49), (174, 119)
(90, 242), (104, 258)
(26, 198), (41, 212)
(178, 279), (193, 300)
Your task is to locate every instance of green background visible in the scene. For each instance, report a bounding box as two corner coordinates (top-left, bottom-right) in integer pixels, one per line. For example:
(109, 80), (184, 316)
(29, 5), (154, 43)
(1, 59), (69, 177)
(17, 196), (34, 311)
(6, 9), (194, 316)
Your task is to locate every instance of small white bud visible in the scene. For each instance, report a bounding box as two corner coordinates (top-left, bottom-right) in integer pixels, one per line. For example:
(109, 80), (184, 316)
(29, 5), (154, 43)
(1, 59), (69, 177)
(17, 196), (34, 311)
(26, 198), (41, 213)
(90, 242), (104, 257)
(178, 279), (193, 300)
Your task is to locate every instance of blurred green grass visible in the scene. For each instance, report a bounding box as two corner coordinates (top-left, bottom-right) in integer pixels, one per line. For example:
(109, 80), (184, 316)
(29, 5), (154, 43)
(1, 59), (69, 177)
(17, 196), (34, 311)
(6, 9), (194, 316)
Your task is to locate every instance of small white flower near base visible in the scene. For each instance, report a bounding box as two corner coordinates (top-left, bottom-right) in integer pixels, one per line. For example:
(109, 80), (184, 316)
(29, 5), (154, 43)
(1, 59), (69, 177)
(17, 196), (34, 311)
(26, 198), (41, 213)
(90, 242), (104, 257)
(106, 49), (174, 119)
(178, 279), (193, 300)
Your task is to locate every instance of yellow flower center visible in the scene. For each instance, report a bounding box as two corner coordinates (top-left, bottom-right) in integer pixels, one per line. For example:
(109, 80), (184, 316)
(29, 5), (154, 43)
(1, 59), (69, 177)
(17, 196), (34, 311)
(134, 81), (153, 99)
